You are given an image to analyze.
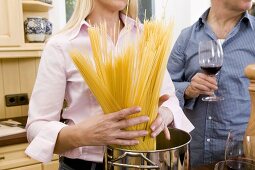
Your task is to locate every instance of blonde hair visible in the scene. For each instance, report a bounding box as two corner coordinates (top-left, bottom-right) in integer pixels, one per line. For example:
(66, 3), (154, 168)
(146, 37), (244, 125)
(60, 0), (138, 34)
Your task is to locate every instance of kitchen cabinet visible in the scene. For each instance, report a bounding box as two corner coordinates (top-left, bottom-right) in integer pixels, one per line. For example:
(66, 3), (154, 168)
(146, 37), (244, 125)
(0, 0), (53, 119)
(0, 143), (59, 170)
(0, 0), (23, 47)
(0, 0), (53, 49)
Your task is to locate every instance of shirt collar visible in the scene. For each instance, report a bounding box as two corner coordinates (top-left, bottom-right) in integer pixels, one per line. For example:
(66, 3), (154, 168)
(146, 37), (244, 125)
(68, 12), (138, 40)
(195, 8), (210, 31)
(196, 8), (254, 31)
(68, 20), (90, 40)
(242, 11), (254, 30)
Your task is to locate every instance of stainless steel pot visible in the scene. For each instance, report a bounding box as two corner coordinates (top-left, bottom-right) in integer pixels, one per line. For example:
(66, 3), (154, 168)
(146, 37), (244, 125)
(105, 128), (191, 170)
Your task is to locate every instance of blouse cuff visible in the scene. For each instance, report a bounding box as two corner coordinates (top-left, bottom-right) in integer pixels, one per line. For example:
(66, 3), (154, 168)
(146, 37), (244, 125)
(25, 121), (67, 163)
(161, 100), (194, 133)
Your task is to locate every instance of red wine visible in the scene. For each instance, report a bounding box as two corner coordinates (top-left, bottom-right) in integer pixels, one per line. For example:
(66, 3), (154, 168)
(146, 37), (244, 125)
(201, 66), (222, 75)
(226, 161), (253, 170)
(227, 165), (238, 170)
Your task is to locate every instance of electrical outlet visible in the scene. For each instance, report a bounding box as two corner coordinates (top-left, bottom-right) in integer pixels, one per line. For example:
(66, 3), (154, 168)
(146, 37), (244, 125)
(5, 93), (29, 107)
(5, 95), (17, 106)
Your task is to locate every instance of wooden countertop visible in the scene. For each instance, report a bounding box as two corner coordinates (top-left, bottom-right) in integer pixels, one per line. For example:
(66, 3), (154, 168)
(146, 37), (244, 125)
(0, 116), (28, 147)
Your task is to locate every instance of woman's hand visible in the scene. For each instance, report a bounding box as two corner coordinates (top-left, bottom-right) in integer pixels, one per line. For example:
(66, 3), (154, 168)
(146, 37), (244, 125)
(150, 94), (174, 140)
(184, 73), (218, 99)
(75, 107), (149, 147)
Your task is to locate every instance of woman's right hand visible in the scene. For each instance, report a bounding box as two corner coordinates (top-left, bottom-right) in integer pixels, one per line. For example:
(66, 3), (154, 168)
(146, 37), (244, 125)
(184, 73), (218, 99)
(75, 107), (149, 146)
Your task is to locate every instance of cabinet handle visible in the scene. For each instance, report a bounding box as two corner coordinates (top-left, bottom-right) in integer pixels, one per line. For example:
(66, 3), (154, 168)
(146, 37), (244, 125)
(0, 156), (5, 160)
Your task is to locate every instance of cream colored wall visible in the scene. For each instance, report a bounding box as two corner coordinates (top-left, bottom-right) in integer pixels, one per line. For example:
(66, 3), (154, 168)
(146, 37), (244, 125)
(49, 0), (66, 33)
(154, 0), (210, 45)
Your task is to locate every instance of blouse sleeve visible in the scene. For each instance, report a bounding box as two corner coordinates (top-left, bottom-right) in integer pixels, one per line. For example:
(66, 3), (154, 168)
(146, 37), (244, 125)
(160, 71), (194, 132)
(25, 40), (82, 163)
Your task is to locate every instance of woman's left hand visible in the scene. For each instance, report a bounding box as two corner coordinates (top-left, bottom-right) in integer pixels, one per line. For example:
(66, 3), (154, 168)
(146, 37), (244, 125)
(150, 94), (174, 140)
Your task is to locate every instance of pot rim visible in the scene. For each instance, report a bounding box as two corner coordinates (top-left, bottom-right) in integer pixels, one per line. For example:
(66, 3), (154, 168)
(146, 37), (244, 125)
(107, 127), (192, 153)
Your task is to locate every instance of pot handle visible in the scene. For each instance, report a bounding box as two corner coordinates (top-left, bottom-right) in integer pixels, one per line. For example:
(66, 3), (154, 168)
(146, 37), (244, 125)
(109, 152), (160, 169)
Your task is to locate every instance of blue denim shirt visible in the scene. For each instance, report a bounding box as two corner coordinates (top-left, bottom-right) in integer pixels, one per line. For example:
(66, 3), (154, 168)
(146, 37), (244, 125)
(168, 9), (255, 166)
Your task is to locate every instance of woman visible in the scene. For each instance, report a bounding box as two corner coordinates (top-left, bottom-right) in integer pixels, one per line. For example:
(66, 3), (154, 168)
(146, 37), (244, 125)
(168, 0), (255, 166)
(25, 0), (194, 169)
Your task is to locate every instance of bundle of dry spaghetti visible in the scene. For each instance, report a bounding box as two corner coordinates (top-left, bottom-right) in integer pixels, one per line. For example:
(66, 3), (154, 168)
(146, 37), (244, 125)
(70, 20), (174, 150)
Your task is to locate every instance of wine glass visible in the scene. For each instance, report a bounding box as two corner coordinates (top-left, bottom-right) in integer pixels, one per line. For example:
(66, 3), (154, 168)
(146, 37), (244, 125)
(198, 40), (224, 101)
(225, 131), (245, 161)
(224, 131), (255, 169)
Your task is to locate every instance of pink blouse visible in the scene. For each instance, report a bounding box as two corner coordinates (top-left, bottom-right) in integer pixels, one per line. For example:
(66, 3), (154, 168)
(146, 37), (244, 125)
(25, 14), (194, 163)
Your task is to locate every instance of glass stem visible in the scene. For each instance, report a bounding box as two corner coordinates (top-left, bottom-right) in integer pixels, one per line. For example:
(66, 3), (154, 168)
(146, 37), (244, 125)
(211, 92), (217, 98)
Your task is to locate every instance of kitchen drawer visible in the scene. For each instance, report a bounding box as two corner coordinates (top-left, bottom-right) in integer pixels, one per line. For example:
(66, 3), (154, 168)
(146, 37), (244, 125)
(0, 143), (38, 169)
(42, 160), (59, 170)
(10, 164), (42, 170)
(0, 143), (58, 170)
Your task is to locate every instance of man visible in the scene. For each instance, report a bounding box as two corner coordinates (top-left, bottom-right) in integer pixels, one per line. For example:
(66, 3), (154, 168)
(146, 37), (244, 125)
(168, 0), (255, 166)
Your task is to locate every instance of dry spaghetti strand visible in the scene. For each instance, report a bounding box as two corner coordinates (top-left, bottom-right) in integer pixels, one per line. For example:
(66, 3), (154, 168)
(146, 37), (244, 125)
(69, 20), (174, 151)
